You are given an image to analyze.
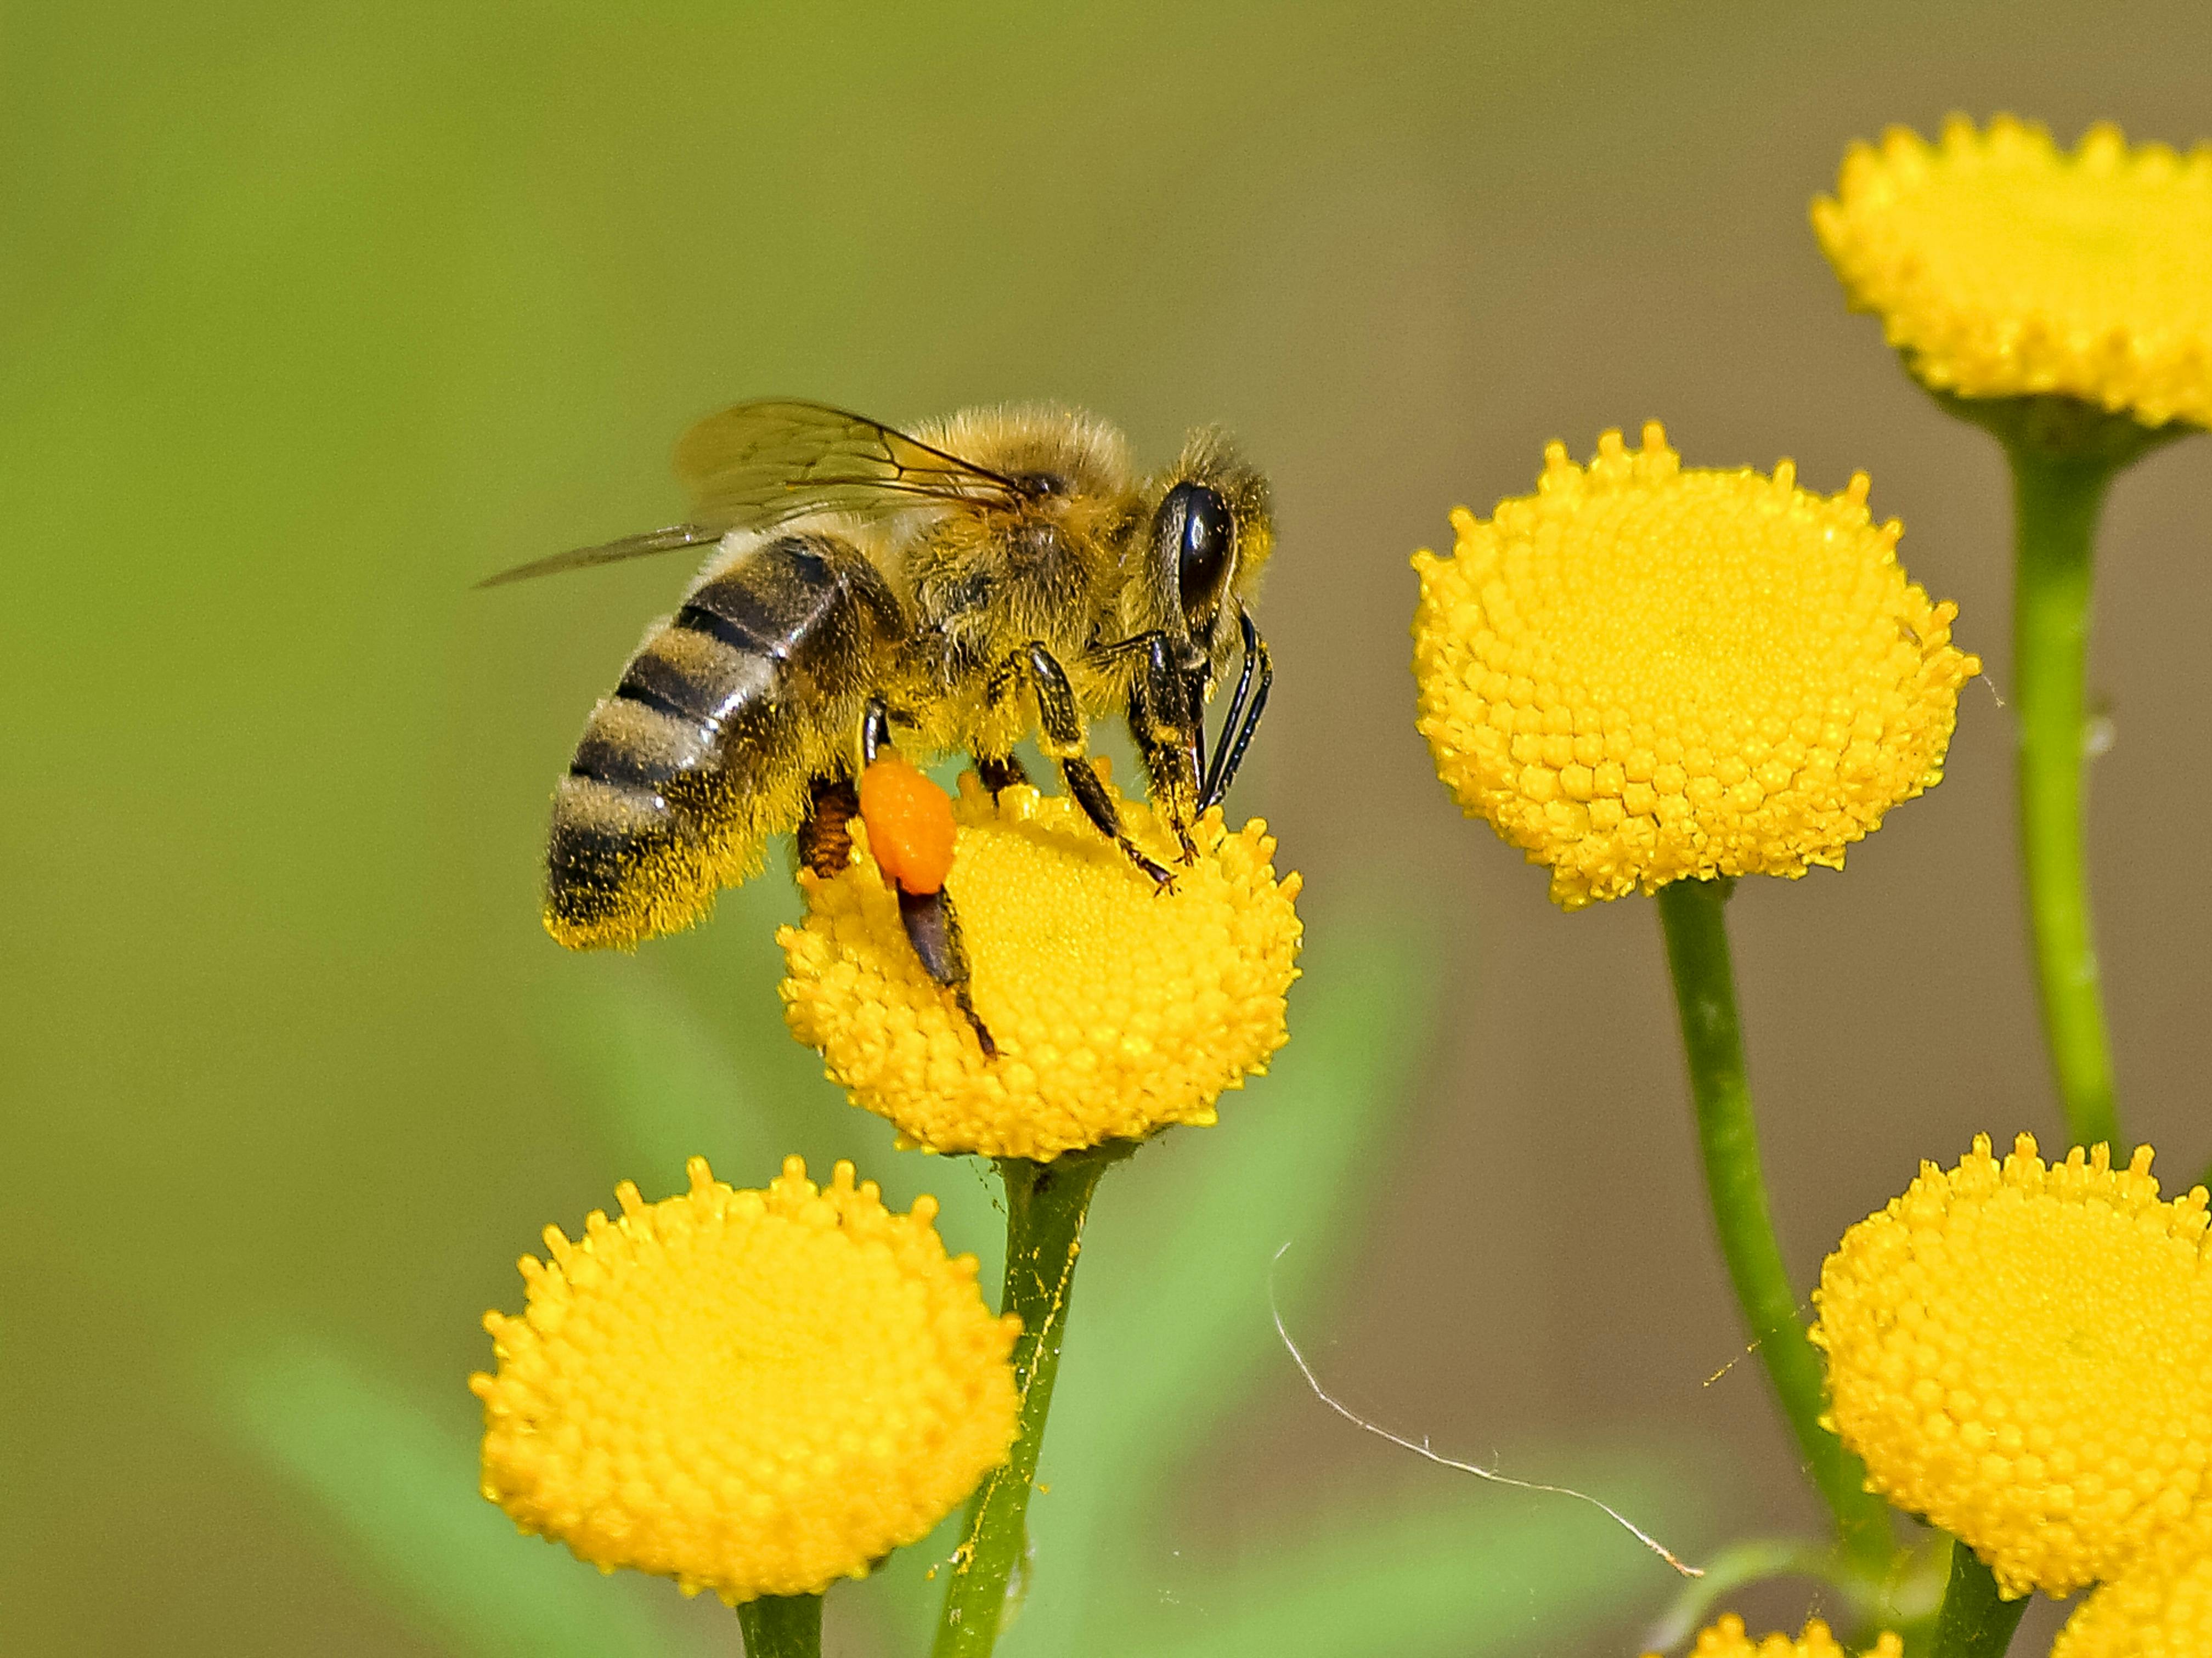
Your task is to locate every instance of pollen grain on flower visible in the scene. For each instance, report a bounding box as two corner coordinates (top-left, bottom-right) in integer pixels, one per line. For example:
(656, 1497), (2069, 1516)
(2051, 1504), (2212, 1658)
(1815, 114), (2212, 429)
(1812, 1133), (2212, 1598)
(1644, 1612), (1904, 1658)
(1410, 423), (1978, 908)
(779, 769), (1302, 1161)
(470, 1156), (1020, 1604)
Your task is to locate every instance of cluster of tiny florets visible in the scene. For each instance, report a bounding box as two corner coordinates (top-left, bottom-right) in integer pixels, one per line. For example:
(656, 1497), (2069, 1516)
(1411, 423), (1978, 907)
(2052, 1506), (2212, 1657)
(1815, 115), (2212, 428)
(1813, 1133), (2212, 1598)
(780, 770), (1302, 1160)
(1645, 1613), (1903, 1658)
(472, 1156), (1019, 1603)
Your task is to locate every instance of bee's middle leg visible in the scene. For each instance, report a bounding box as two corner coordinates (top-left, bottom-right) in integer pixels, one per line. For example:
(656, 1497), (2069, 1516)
(975, 753), (1030, 797)
(997, 641), (1176, 890)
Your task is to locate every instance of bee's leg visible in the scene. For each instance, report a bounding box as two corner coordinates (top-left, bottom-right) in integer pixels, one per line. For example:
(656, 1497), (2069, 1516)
(975, 753), (1030, 797)
(795, 773), (860, 876)
(1124, 634), (1201, 863)
(899, 887), (997, 1058)
(850, 697), (998, 1055)
(1008, 642), (1177, 890)
(1200, 608), (1272, 811)
(861, 696), (894, 765)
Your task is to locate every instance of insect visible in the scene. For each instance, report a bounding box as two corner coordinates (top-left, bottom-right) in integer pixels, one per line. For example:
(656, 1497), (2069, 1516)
(483, 398), (1275, 1050)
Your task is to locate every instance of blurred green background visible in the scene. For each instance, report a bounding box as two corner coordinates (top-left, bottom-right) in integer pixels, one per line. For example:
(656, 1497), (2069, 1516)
(8, 3), (2211, 1653)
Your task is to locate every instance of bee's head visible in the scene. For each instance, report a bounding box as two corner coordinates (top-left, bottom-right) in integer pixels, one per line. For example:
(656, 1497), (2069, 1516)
(1148, 432), (1273, 675)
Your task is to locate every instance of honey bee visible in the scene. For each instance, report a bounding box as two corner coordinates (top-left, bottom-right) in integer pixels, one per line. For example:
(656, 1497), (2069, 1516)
(484, 399), (1274, 1048)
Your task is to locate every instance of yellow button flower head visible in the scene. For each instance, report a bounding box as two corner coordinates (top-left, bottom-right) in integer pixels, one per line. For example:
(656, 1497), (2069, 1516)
(2052, 1506), (2212, 1658)
(781, 771), (1301, 1161)
(1812, 1133), (2212, 1598)
(471, 1156), (1020, 1603)
(1411, 425), (1978, 908)
(1815, 116), (2212, 429)
(1642, 1614), (1904, 1658)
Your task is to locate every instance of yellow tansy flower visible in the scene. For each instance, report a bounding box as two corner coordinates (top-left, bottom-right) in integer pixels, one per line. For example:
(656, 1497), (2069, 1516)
(471, 1156), (1020, 1603)
(2052, 1506), (2212, 1658)
(1815, 115), (2212, 429)
(1410, 424), (1977, 908)
(1643, 1613), (1903, 1658)
(1812, 1133), (2212, 1598)
(780, 771), (1301, 1161)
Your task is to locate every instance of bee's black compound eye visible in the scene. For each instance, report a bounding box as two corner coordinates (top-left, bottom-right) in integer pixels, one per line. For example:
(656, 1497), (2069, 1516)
(1163, 482), (1235, 629)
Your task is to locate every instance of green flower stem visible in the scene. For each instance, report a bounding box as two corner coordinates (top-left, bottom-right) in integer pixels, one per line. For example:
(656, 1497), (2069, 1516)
(1928, 1541), (2026, 1658)
(933, 1141), (1131, 1658)
(737, 1593), (822, 1658)
(1933, 388), (2190, 1152)
(2008, 442), (2126, 1154)
(1656, 878), (1893, 1571)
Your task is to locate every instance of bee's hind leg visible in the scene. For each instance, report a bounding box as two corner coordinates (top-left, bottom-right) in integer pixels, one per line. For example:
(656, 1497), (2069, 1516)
(898, 887), (996, 1059)
(997, 641), (1177, 891)
(796, 773), (861, 876)
(850, 695), (997, 1057)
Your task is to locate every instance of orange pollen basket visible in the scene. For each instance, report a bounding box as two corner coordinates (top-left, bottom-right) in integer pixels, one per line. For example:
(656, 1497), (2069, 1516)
(857, 754), (958, 894)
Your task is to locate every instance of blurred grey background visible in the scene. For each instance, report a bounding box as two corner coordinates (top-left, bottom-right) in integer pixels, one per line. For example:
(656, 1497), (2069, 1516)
(6, 2), (2210, 1653)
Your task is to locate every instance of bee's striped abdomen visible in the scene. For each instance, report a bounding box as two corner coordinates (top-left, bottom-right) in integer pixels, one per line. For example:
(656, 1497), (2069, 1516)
(546, 533), (901, 948)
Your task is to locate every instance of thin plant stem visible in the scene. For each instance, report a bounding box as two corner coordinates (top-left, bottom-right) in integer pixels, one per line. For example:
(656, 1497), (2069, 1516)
(1655, 878), (1893, 1571)
(932, 1141), (1130, 1658)
(1932, 388), (2190, 1151)
(1927, 1541), (2026, 1658)
(737, 1593), (823, 1658)
(2008, 443), (2125, 1153)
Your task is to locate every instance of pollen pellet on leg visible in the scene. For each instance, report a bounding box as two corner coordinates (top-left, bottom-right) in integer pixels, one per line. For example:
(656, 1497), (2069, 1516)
(857, 753), (957, 895)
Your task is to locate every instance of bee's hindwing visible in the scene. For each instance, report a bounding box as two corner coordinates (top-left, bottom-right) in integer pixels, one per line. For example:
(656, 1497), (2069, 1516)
(546, 532), (901, 948)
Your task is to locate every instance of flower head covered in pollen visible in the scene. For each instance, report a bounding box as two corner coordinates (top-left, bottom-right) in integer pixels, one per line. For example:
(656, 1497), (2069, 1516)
(1645, 1614), (1904, 1658)
(1815, 116), (2212, 430)
(2052, 1506), (2212, 1658)
(1411, 425), (1979, 908)
(472, 1157), (1020, 1604)
(780, 769), (1301, 1161)
(1812, 1134), (2212, 1598)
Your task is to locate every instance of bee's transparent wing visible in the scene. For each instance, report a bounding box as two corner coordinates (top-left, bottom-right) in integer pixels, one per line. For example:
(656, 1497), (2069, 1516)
(673, 398), (1024, 528)
(475, 524), (726, 588)
(477, 400), (1024, 588)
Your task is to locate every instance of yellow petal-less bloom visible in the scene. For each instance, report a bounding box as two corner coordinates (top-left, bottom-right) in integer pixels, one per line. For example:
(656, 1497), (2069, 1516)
(1815, 116), (2212, 429)
(471, 1156), (1020, 1603)
(2052, 1507), (2212, 1658)
(781, 771), (1301, 1161)
(1411, 425), (1978, 908)
(1642, 1613), (1904, 1658)
(1812, 1134), (2212, 1598)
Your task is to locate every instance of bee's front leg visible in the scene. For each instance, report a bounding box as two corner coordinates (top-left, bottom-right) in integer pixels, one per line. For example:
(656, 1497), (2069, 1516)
(1199, 609), (1272, 811)
(1003, 641), (1177, 891)
(1121, 633), (1202, 864)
